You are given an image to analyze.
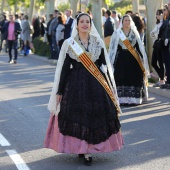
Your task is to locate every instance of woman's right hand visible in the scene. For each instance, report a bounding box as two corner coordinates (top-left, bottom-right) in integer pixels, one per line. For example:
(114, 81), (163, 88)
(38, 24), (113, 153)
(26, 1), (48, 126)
(56, 95), (62, 106)
(160, 13), (164, 20)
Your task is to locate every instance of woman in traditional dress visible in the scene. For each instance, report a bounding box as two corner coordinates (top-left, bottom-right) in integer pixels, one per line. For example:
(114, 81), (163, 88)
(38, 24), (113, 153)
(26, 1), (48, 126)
(44, 13), (123, 166)
(109, 14), (150, 105)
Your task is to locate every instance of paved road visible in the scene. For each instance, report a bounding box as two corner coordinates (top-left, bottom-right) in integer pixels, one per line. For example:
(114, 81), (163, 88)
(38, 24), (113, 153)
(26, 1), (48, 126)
(0, 54), (170, 170)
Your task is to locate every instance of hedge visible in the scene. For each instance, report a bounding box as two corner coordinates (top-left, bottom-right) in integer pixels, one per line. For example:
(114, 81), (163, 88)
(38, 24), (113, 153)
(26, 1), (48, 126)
(33, 36), (50, 57)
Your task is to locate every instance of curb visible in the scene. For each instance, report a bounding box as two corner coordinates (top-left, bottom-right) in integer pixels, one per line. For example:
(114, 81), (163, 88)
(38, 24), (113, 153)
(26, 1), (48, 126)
(148, 84), (170, 99)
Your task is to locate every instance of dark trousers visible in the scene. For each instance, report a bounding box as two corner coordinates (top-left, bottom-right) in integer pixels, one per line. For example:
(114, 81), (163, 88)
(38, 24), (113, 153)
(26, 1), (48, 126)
(52, 36), (59, 59)
(151, 47), (165, 80)
(162, 48), (170, 84)
(8, 40), (18, 61)
(58, 39), (64, 51)
(47, 35), (53, 58)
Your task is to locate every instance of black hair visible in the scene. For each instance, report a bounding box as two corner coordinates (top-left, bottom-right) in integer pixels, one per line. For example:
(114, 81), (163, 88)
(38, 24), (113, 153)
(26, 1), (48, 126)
(3, 14), (6, 20)
(15, 14), (19, 19)
(24, 15), (29, 20)
(156, 9), (163, 24)
(76, 13), (92, 26)
(75, 11), (82, 18)
(112, 10), (117, 14)
(105, 10), (111, 16)
(54, 10), (59, 14)
(125, 10), (133, 15)
(122, 14), (130, 21)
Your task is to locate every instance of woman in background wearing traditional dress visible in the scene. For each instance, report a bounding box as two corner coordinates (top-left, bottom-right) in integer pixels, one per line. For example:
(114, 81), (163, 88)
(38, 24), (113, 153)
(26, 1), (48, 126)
(109, 14), (150, 105)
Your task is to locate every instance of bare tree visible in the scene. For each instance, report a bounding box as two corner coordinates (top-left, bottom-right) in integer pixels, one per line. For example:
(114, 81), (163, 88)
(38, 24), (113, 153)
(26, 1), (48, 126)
(91, 0), (103, 37)
(29, 0), (35, 20)
(45, 0), (55, 21)
(70, 0), (79, 18)
(102, 0), (108, 9)
(1, 0), (5, 13)
(132, 0), (139, 13)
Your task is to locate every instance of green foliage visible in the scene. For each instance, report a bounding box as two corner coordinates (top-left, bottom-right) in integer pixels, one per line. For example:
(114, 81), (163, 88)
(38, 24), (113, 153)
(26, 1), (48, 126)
(87, 3), (92, 11)
(104, 0), (111, 6)
(33, 37), (50, 57)
(113, 0), (131, 8)
(6, 0), (45, 9)
(113, 5), (132, 16)
(108, 2), (114, 10)
(108, 0), (132, 15)
(148, 77), (157, 83)
(57, 3), (70, 13)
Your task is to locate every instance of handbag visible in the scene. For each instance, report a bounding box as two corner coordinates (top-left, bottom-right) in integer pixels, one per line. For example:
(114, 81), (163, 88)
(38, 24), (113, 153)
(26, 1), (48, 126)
(153, 39), (164, 49)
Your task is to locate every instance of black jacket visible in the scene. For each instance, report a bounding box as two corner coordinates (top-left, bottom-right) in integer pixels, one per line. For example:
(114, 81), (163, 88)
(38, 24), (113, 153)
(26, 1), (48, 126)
(64, 17), (73, 39)
(104, 17), (114, 38)
(1, 21), (21, 40)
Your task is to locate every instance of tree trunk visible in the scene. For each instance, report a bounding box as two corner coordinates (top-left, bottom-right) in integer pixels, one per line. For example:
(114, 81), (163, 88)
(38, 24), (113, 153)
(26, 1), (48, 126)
(45, 0), (55, 21)
(102, 0), (108, 9)
(14, 0), (18, 14)
(92, 0), (103, 38)
(146, 0), (163, 70)
(70, 0), (79, 18)
(1, 0), (5, 13)
(132, 0), (139, 13)
(29, 0), (35, 20)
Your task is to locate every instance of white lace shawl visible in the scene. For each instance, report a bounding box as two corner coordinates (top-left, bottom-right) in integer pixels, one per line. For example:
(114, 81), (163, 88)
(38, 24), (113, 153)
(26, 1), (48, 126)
(48, 17), (121, 115)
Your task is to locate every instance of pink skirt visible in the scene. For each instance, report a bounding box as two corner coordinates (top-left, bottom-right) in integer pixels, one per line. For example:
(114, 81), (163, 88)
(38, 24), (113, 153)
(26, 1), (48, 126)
(44, 114), (124, 154)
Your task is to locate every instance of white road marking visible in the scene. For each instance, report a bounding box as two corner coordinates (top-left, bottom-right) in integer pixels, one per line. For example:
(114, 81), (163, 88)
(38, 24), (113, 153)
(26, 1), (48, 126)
(6, 150), (30, 170)
(0, 133), (11, 146)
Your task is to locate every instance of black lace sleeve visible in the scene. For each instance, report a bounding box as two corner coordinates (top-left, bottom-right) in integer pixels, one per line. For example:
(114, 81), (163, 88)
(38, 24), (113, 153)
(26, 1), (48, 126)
(98, 48), (113, 86)
(98, 48), (106, 67)
(57, 54), (72, 95)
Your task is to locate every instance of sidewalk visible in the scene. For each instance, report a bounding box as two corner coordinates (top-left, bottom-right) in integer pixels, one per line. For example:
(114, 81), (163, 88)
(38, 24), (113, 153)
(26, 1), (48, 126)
(148, 84), (170, 99)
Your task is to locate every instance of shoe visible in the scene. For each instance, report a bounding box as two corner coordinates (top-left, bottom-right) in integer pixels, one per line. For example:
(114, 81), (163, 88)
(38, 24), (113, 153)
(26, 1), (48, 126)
(153, 82), (165, 87)
(78, 154), (84, 158)
(167, 84), (170, 89)
(161, 84), (170, 89)
(84, 156), (92, 166)
(8, 60), (11, 63)
(9, 60), (17, 64)
(9, 60), (14, 64)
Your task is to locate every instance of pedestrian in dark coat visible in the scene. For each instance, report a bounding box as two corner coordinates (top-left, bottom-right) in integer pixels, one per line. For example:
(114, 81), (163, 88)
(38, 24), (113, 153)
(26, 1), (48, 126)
(1, 15), (21, 63)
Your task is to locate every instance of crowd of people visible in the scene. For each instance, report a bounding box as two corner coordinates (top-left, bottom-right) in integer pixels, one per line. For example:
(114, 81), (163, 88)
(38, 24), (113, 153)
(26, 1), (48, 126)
(45, 0), (170, 167)
(0, 1), (170, 166)
(150, 4), (170, 89)
(45, 2), (170, 166)
(0, 13), (44, 63)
